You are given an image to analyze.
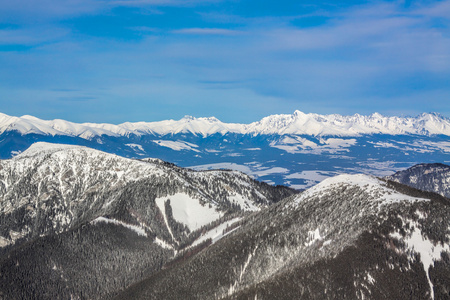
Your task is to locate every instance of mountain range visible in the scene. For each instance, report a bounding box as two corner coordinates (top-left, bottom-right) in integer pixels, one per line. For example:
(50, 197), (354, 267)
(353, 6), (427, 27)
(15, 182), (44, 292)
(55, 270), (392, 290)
(0, 143), (448, 299)
(2, 111), (450, 137)
(1, 111), (449, 189)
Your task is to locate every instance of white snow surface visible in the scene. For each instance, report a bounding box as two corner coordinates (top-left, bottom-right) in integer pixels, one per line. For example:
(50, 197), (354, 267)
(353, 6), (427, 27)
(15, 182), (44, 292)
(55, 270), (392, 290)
(188, 163), (253, 174)
(125, 143), (145, 152)
(91, 217), (147, 237)
(155, 193), (223, 231)
(152, 140), (200, 152)
(285, 170), (341, 189)
(1, 111), (450, 138)
(13, 142), (85, 159)
(270, 136), (357, 154)
(293, 174), (430, 207)
(188, 162), (289, 179)
(228, 195), (259, 211)
(154, 237), (175, 250)
(305, 228), (323, 246)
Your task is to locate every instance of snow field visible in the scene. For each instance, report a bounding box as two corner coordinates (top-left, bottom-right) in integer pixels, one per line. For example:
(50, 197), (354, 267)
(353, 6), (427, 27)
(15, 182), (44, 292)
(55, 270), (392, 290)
(155, 193), (223, 231)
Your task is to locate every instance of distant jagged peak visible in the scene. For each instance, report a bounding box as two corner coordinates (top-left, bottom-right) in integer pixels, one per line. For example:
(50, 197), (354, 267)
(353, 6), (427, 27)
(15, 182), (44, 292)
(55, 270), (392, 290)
(181, 115), (195, 121)
(247, 111), (450, 136)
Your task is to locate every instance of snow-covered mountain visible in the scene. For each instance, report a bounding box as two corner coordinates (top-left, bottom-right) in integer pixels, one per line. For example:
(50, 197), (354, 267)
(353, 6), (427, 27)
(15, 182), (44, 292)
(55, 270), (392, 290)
(247, 111), (450, 136)
(117, 174), (450, 300)
(1, 144), (449, 299)
(386, 163), (450, 198)
(1, 111), (450, 138)
(0, 142), (296, 299)
(0, 142), (295, 247)
(1, 111), (449, 189)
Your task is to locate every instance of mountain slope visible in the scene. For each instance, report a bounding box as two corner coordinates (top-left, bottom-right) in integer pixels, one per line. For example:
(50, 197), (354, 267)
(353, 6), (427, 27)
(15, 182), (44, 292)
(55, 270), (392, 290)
(117, 174), (450, 300)
(0, 142), (296, 299)
(386, 163), (450, 198)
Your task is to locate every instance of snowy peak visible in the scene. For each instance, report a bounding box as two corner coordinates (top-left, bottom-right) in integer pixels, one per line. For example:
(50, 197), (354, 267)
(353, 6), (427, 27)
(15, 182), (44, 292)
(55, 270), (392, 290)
(12, 142), (85, 159)
(246, 111), (450, 136)
(291, 173), (429, 208)
(1, 111), (450, 139)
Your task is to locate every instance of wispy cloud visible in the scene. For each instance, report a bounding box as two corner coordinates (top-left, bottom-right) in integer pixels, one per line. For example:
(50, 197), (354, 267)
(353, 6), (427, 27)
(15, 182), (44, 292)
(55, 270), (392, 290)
(1, 0), (450, 122)
(414, 0), (450, 18)
(253, 2), (450, 74)
(172, 28), (243, 35)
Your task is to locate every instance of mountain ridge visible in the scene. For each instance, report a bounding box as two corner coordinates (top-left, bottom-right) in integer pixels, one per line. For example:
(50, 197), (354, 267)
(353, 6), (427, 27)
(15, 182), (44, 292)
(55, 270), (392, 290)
(2, 111), (450, 139)
(0, 142), (297, 299)
(115, 172), (450, 300)
(386, 163), (450, 198)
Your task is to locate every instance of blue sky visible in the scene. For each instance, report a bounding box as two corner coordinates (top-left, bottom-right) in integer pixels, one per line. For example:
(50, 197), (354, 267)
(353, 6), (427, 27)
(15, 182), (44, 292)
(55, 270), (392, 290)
(0, 0), (449, 123)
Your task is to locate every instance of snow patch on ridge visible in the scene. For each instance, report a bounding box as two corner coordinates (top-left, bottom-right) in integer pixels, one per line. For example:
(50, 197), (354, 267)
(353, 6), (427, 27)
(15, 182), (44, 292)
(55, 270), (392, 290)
(13, 142), (84, 159)
(188, 163), (252, 174)
(285, 170), (341, 189)
(293, 174), (430, 207)
(188, 162), (289, 179)
(305, 228), (323, 246)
